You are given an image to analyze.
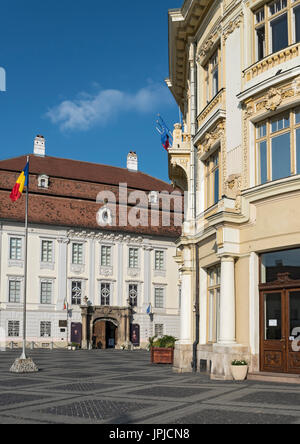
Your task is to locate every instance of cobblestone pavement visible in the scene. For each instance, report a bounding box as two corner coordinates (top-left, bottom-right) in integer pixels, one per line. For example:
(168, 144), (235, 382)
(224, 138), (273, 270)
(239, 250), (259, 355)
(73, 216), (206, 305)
(0, 349), (300, 424)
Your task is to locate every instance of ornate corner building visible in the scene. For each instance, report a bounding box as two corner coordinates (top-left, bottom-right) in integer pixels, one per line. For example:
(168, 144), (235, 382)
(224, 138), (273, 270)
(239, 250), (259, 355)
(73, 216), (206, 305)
(0, 140), (182, 350)
(167, 0), (300, 378)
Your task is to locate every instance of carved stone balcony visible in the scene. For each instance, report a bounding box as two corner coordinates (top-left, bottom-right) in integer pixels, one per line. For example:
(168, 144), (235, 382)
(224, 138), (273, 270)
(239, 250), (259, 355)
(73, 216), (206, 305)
(244, 43), (300, 83)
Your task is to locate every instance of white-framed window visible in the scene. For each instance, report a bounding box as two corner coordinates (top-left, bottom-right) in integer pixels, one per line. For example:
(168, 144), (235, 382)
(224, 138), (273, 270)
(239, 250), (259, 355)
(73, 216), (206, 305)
(41, 240), (53, 263)
(155, 324), (164, 337)
(207, 265), (221, 343)
(128, 284), (138, 307)
(72, 243), (83, 265)
(101, 246), (112, 267)
(155, 250), (165, 271)
(8, 280), (21, 303)
(40, 281), (53, 305)
(9, 237), (22, 261)
(8, 320), (20, 337)
(203, 47), (220, 104)
(40, 321), (51, 338)
(38, 174), (49, 189)
(129, 248), (139, 269)
(71, 281), (82, 305)
(154, 287), (165, 309)
(100, 283), (111, 306)
(256, 107), (300, 185)
(253, 0), (300, 62)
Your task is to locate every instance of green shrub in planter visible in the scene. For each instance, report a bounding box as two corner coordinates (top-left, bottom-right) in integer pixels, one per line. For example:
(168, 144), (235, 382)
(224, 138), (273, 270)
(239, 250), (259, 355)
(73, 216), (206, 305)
(152, 336), (177, 349)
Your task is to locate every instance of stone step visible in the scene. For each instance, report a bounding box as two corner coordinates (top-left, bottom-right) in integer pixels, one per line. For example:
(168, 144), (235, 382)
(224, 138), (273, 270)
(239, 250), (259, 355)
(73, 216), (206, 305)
(248, 372), (300, 384)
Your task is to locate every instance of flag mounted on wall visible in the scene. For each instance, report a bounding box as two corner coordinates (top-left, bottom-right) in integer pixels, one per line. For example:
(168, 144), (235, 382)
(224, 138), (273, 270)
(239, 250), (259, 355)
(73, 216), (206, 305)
(10, 161), (29, 202)
(155, 115), (173, 152)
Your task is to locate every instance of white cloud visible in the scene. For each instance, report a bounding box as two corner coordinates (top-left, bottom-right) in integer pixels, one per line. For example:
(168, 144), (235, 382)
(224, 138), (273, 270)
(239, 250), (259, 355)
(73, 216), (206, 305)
(46, 82), (172, 131)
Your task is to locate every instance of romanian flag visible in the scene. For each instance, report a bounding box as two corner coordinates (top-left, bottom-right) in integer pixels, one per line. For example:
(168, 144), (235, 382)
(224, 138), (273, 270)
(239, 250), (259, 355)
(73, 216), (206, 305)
(10, 161), (29, 202)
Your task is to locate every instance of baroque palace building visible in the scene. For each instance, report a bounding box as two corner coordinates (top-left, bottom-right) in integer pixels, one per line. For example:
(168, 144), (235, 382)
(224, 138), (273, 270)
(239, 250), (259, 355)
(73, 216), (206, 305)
(0, 137), (182, 350)
(167, 0), (300, 378)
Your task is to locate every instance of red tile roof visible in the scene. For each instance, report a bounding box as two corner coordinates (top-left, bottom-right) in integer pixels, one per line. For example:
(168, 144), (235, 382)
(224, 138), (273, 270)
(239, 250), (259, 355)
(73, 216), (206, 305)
(0, 154), (175, 192)
(0, 154), (183, 238)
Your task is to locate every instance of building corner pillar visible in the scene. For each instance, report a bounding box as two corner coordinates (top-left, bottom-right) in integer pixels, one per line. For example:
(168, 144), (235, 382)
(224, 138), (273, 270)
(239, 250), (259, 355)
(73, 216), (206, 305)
(218, 256), (236, 345)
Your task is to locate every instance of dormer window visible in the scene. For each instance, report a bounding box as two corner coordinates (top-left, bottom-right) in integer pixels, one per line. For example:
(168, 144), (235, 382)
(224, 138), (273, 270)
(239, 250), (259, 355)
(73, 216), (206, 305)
(148, 191), (159, 205)
(38, 175), (49, 189)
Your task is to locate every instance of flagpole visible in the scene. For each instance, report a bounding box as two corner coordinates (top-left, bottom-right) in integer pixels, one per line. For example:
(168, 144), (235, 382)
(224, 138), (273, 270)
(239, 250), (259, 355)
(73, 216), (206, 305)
(20, 155), (29, 360)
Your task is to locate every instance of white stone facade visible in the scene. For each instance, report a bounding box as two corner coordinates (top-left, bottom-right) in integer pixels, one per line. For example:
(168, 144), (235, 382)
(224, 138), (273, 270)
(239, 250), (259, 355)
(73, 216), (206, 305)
(0, 222), (180, 348)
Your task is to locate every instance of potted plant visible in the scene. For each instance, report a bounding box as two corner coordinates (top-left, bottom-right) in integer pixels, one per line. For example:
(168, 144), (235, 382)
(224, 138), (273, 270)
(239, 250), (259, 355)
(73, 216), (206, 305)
(150, 335), (176, 365)
(67, 344), (72, 351)
(231, 359), (248, 381)
(71, 342), (79, 351)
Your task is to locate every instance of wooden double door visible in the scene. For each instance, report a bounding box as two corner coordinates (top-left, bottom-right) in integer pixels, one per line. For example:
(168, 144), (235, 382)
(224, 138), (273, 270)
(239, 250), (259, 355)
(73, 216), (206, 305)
(260, 288), (300, 373)
(93, 320), (117, 349)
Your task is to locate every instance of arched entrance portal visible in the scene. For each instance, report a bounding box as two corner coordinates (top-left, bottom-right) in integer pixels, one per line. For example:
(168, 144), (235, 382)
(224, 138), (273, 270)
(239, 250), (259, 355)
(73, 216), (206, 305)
(93, 319), (118, 350)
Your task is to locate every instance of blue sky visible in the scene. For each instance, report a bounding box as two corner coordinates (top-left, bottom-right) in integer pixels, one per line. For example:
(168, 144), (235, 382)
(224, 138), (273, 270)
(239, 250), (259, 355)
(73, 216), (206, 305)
(0, 0), (183, 182)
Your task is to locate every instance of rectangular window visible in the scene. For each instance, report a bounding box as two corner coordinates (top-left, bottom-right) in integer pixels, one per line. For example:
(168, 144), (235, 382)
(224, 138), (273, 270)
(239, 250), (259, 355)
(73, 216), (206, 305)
(255, 108), (300, 185)
(271, 132), (291, 181)
(41, 240), (53, 263)
(295, 5), (300, 42)
(207, 265), (221, 343)
(155, 251), (165, 271)
(101, 246), (111, 267)
(72, 243), (83, 265)
(259, 141), (268, 184)
(9, 281), (21, 303)
(10, 238), (22, 260)
(40, 321), (51, 338)
(129, 284), (138, 307)
(71, 281), (82, 305)
(253, 0), (294, 62)
(205, 150), (220, 208)
(129, 248), (139, 268)
(204, 48), (220, 104)
(41, 281), (52, 305)
(8, 321), (20, 337)
(155, 288), (164, 309)
(100, 283), (111, 306)
(154, 324), (164, 337)
(256, 25), (266, 60)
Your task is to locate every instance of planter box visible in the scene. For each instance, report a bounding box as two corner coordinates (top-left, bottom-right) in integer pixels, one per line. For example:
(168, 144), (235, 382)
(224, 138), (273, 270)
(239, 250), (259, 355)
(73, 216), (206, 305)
(231, 365), (248, 381)
(151, 347), (174, 365)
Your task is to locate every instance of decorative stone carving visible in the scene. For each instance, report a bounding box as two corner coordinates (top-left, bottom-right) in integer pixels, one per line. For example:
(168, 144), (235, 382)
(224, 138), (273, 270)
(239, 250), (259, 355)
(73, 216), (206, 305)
(265, 88), (283, 111)
(200, 121), (225, 154)
(292, 75), (300, 95)
(223, 12), (244, 41)
(225, 174), (242, 200)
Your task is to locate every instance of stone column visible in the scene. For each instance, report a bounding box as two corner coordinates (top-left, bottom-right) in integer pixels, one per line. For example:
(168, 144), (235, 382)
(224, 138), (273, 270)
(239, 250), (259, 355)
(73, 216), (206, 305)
(81, 311), (88, 350)
(218, 256), (236, 345)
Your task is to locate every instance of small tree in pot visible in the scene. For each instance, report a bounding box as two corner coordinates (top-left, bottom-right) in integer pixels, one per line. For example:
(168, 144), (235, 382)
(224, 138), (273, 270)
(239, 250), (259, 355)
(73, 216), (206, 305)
(150, 336), (177, 364)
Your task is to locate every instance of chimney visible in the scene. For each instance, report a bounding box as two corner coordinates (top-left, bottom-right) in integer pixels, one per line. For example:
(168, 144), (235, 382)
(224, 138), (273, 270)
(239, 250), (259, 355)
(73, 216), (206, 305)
(34, 135), (46, 157)
(127, 151), (138, 172)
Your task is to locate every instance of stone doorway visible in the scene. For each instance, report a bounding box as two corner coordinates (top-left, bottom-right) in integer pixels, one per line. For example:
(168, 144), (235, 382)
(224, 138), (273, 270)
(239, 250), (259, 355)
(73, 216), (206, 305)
(81, 305), (132, 350)
(93, 319), (118, 349)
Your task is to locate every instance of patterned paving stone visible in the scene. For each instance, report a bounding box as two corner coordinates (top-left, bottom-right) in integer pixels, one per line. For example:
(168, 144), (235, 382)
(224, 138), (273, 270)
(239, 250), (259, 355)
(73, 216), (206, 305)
(39, 399), (153, 421)
(0, 393), (48, 407)
(171, 409), (296, 425)
(238, 391), (300, 407)
(0, 378), (49, 388)
(48, 382), (116, 392)
(131, 386), (211, 398)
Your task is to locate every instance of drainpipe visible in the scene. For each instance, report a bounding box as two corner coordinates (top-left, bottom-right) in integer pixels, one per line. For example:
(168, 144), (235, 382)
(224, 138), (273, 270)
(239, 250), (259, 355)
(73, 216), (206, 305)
(189, 40), (200, 373)
(192, 243), (200, 372)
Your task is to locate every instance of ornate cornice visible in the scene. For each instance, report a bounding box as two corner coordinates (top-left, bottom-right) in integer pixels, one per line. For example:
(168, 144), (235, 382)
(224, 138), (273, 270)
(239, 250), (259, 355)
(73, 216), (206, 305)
(223, 12), (244, 41)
